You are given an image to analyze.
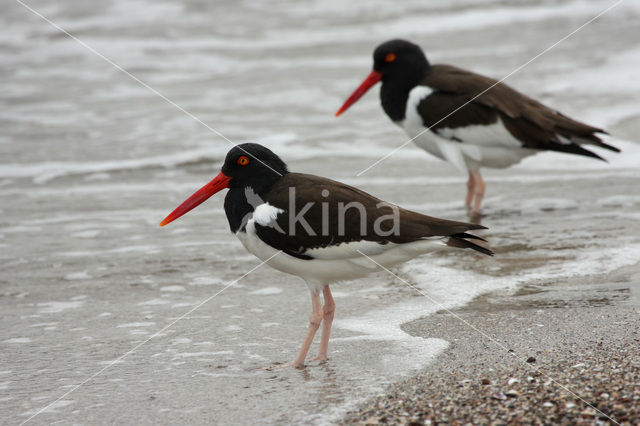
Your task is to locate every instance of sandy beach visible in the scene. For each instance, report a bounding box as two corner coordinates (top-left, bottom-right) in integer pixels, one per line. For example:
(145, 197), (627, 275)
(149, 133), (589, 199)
(2, 0), (640, 424)
(343, 277), (640, 424)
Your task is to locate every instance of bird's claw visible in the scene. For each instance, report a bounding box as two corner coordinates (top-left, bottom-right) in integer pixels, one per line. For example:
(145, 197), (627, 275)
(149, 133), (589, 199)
(265, 361), (305, 371)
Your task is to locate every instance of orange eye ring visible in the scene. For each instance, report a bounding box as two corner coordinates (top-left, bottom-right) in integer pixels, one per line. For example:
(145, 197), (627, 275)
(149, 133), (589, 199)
(384, 53), (396, 63)
(237, 156), (250, 166)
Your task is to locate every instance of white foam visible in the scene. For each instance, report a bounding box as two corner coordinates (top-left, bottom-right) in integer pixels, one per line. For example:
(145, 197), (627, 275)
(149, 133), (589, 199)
(3, 337), (31, 343)
(71, 230), (101, 238)
(249, 287), (283, 295)
(137, 299), (170, 306)
(0, 147), (224, 184)
(64, 271), (92, 281)
(37, 301), (84, 314)
(117, 322), (155, 328)
(172, 302), (196, 308)
(189, 276), (223, 286)
(597, 195), (640, 208)
(28, 322), (57, 328)
(260, 322), (280, 328)
(20, 400), (74, 416)
(97, 360), (125, 366)
(336, 242), (640, 376)
(172, 351), (233, 358)
(160, 285), (186, 292)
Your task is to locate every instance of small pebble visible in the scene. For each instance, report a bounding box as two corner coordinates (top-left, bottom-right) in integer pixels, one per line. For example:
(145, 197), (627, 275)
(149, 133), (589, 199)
(492, 392), (507, 401)
(341, 306), (640, 425)
(581, 408), (597, 417)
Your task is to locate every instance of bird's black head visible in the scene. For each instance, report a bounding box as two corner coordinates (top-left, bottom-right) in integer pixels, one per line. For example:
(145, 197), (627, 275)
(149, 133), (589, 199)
(159, 143), (288, 227)
(336, 39), (430, 117)
(372, 39), (430, 84)
(221, 143), (288, 194)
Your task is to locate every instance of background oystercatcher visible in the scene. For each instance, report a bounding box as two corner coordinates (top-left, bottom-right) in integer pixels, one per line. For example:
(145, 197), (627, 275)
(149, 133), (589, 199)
(160, 143), (492, 368)
(336, 39), (620, 218)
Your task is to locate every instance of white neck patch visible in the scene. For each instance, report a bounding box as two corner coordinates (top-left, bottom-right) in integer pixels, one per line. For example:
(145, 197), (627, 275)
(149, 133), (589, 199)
(252, 203), (284, 227)
(404, 86), (434, 125)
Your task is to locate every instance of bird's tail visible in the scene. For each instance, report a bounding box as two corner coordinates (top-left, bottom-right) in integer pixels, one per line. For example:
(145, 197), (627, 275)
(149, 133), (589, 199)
(447, 233), (493, 256)
(572, 135), (621, 154)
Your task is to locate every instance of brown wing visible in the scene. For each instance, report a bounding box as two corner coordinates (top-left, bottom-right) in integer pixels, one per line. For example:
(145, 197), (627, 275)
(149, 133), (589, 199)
(255, 173), (491, 259)
(420, 64), (619, 157)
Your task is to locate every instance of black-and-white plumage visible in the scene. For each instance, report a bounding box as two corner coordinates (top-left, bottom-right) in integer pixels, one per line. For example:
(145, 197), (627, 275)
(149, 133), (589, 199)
(337, 39), (620, 216)
(161, 143), (492, 368)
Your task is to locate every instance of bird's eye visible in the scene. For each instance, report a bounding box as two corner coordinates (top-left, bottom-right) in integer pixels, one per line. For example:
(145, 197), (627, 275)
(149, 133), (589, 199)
(384, 53), (396, 63)
(237, 156), (250, 166)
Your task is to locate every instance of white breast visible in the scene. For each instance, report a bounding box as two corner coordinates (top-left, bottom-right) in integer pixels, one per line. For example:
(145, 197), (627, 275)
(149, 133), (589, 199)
(399, 86), (537, 171)
(401, 86), (435, 139)
(236, 212), (446, 292)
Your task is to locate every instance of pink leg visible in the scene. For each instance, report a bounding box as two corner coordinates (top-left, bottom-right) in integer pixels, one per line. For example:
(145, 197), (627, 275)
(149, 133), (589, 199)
(470, 170), (486, 217)
(291, 290), (323, 369)
(465, 171), (476, 209)
(312, 285), (335, 362)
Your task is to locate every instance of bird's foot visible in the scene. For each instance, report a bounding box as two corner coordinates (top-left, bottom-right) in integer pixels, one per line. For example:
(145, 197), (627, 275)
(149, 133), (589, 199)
(265, 361), (305, 371)
(469, 209), (483, 225)
(310, 355), (328, 364)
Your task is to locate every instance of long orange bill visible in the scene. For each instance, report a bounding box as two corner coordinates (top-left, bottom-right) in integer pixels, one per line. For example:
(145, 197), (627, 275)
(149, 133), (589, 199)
(335, 70), (382, 117)
(160, 171), (231, 226)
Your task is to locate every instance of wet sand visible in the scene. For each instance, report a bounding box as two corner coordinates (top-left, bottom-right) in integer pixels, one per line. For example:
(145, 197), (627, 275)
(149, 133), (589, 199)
(343, 268), (640, 424)
(2, 0), (640, 424)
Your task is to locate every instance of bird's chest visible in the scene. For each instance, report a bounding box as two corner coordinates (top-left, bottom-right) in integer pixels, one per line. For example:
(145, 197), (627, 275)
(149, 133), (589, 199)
(234, 202), (285, 256)
(396, 86), (444, 159)
(235, 219), (278, 264)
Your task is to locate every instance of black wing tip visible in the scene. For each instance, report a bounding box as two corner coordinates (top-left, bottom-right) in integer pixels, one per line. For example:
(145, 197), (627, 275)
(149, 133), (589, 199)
(468, 224), (488, 231)
(448, 235), (494, 256)
(578, 129), (619, 153)
(466, 239), (494, 256)
(480, 248), (495, 257)
(558, 144), (607, 162)
(598, 141), (621, 153)
(452, 232), (487, 242)
(581, 145), (607, 161)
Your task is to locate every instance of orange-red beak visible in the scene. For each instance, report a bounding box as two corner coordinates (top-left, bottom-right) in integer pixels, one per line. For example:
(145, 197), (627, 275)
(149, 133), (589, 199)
(335, 70), (382, 117)
(160, 171), (231, 226)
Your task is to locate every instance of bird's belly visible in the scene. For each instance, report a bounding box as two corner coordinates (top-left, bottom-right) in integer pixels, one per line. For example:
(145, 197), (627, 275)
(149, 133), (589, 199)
(398, 86), (447, 161)
(398, 121), (446, 160)
(236, 221), (444, 291)
(398, 118), (537, 170)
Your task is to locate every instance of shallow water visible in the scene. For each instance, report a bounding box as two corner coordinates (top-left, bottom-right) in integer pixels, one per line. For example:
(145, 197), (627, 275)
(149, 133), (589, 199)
(1, 0), (640, 424)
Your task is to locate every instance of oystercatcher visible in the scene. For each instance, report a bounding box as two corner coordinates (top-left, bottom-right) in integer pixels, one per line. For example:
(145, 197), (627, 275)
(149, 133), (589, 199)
(336, 39), (619, 217)
(160, 143), (492, 368)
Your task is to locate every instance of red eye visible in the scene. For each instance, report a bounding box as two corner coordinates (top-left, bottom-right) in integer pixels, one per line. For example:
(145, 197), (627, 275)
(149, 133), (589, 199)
(237, 156), (250, 166)
(384, 53), (396, 63)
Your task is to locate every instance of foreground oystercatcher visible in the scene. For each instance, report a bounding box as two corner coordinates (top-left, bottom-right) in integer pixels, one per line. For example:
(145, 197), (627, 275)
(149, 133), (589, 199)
(160, 143), (492, 368)
(336, 39), (619, 217)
